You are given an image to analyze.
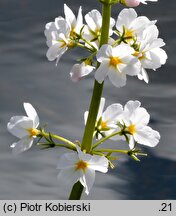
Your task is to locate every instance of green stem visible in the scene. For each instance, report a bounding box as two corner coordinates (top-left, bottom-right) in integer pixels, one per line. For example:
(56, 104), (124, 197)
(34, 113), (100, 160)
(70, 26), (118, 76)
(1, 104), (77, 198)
(37, 142), (75, 150)
(40, 131), (76, 149)
(76, 42), (94, 52)
(69, 181), (84, 200)
(95, 148), (129, 154)
(92, 131), (121, 149)
(81, 3), (111, 153)
(69, 1), (112, 200)
(76, 35), (97, 52)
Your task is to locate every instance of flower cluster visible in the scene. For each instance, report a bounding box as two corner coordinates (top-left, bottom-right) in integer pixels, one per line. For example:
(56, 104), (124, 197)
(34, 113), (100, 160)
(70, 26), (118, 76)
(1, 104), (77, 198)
(85, 98), (160, 150)
(45, 5), (167, 87)
(7, 97), (160, 194)
(7, 0), (166, 198)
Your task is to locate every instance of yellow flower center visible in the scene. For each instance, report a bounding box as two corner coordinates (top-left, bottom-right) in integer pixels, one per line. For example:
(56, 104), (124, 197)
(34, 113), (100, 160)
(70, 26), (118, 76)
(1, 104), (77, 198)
(75, 160), (89, 171)
(133, 51), (145, 60)
(101, 121), (108, 130)
(84, 59), (91, 66)
(133, 51), (140, 57)
(95, 28), (101, 36)
(59, 40), (67, 48)
(125, 29), (134, 38)
(128, 124), (136, 135)
(28, 128), (39, 137)
(138, 52), (145, 61)
(109, 57), (123, 68)
(70, 28), (76, 38)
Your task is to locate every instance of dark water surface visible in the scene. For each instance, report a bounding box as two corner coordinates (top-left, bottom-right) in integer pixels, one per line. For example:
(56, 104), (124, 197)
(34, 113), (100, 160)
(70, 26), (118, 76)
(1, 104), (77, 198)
(0, 0), (176, 199)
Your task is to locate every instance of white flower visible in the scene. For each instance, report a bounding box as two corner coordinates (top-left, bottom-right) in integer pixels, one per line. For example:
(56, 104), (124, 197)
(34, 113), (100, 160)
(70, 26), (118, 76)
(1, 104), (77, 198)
(115, 8), (156, 43)
(83, 9), (115, 49)
(84, 98), (123, 139)
(57, 146), (109, 195)
(135, 25), (167, 83)
(95, 44), (140, 87)
(122, 100), (160, 149)
(63, 4), (83, 36)
(45, 4), (83, 65)
(70, 61), (95, 82)
(45, 19), (70, 64)
(7, 103), (39, 155)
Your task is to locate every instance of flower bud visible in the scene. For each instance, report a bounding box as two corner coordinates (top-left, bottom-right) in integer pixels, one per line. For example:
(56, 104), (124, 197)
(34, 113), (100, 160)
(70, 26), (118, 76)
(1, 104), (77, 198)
(120, 0), (158, 7)
(120, 0), (140, 7)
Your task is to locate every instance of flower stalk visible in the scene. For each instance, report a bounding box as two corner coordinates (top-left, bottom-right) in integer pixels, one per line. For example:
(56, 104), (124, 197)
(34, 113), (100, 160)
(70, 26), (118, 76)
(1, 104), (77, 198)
(39, 130), (76, 149)
(69, 0), (113, 200)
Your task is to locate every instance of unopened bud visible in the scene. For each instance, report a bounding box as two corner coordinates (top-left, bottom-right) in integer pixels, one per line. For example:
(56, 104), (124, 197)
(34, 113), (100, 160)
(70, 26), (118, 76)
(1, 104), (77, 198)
(120, 0), (140, 7)
(120, 0), (158, 7)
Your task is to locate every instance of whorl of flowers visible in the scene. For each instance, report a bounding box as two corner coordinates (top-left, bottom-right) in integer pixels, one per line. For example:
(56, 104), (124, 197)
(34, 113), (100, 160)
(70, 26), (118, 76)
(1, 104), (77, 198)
(7, 1), (166, 197)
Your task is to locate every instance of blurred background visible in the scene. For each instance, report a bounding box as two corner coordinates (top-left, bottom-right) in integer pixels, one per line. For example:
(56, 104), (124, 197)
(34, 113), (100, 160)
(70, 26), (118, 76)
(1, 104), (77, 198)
(0, 0), (176, 199)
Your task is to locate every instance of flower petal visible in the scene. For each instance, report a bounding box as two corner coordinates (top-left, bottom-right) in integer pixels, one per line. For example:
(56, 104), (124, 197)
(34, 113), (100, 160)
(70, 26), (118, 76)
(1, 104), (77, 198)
(46, 43), (67, 63)
(57, 167), (80, 186)
(95, 62), (109, 84)
(57, 152), (78, 169)
(75, 6), (83, 34)
(116, 8), (137, 31)
(137, 68), (149, 83)
(70, 63), (94, 82)
(96, 44), (112, 62)
(23, 103), (39, 128)
(64, 4), (76, 28)
(134, 126), (160, 147)
(97, 97), (106, 120)
(124, 100), (141, 115)
(85, 9), (102, 32)
(102, 103), (123, 122)
(123, 57), (141, 76)
(129, 135), (135, 149)
(11, 136), (33, 155)
(108, 67), (127, 87)
(80, 169), (95, 195)
(132, 107), (150, 126)
(89, 155), (109, 173)
(7, 117), (33, 138)
(76, 145), (92, 161)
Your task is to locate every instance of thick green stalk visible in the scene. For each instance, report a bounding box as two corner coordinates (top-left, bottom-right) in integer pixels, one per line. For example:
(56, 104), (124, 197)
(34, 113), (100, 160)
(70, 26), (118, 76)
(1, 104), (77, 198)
(81, 3), (111, 153)
(69, 1), (112, 200)
(69, 181), (84, 200)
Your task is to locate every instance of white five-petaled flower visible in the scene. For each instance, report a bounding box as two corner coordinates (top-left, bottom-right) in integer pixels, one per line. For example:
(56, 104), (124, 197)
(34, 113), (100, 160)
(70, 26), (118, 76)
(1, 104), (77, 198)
(70, 61), (95, 82)
(7, 103), (40, 155)
(122, 100), (160, 149)
(135, 25), (167, 83)
(95, 44), (140, 87)
(115, 8), (156, 43)
(45, 4), (83, 65)
(83, 9), (115, 49)
(57, 146), (109, 195)
(84, 98), (123, 139)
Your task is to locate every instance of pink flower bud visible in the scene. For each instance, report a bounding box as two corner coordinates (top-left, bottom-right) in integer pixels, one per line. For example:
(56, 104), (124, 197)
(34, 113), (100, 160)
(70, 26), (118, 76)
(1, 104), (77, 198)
(123, 0), (140, 7)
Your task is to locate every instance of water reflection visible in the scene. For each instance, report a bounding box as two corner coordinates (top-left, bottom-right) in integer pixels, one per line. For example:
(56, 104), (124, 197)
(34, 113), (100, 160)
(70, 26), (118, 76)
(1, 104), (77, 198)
(0, 0), (176, 199)
(109, 150), (176, 199)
